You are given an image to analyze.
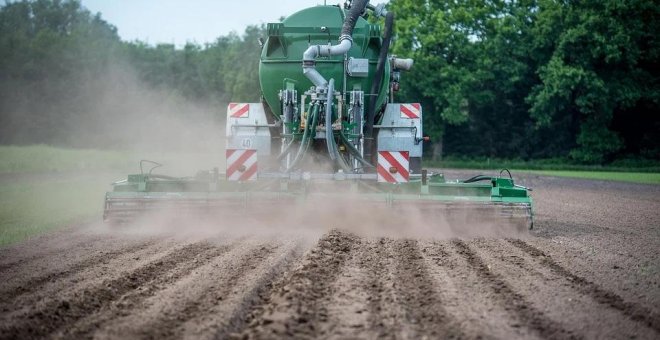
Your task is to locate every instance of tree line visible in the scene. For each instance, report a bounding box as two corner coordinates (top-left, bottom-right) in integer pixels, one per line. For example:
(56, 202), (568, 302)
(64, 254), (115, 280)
(391, 0), (658, 163)
(0, 0), (262, 149)
(0, 0), (657, 163)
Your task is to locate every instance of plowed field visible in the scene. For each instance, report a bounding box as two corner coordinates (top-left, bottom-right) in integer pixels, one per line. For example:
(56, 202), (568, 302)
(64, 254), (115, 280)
(1, 173), (658, 339)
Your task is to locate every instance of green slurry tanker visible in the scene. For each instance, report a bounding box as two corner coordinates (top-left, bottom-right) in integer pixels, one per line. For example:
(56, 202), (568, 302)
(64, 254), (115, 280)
(104, 1), (534, 231)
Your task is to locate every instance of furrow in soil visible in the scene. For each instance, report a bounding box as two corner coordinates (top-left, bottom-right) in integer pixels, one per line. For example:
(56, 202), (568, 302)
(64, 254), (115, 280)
(0, 239), (160, 304)
(0, 240), (221, 339)
(51, 240), (241, 339)
(360, 238), (400, 338)
(451, 239), (577, 340)
(508, 238), (660, 334)
(472, 238), (659, 339)
(213, 239), (305, 340)
(421, 240), (539, 339)
(91, 239), (302, 340)
(0, 237), (180, 313)
(0, 224), (111, 272)
(238, 230), (358, 339)
(387, 239), (464, 339)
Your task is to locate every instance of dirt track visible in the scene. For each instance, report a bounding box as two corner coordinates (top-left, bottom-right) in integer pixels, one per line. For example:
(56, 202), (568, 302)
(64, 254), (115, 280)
(1, 173), (659, 339)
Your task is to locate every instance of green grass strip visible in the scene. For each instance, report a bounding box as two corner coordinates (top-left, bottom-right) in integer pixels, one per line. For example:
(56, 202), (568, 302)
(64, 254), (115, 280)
(0, 145), (133, 174)
(424, 157), (660, 173)
(0, 177), (109, 247)
(519, 170), (660, 185)
(0, 145), (224, 176)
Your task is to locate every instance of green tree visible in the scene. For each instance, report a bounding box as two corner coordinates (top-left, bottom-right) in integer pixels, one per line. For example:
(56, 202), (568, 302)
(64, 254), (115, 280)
(0, 0), (121, 145)
(0, 0), (265, 147)
(528, 0), (659, 163)
(390, 0), (540, 159)
(391, 0), (659, 163)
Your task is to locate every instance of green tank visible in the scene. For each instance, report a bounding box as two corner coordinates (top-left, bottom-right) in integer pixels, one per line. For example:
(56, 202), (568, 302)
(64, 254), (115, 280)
(259, 5), (390, 118)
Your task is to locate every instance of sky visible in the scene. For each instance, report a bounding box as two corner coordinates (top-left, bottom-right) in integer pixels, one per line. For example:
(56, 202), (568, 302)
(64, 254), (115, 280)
(82, 0), (334, 46)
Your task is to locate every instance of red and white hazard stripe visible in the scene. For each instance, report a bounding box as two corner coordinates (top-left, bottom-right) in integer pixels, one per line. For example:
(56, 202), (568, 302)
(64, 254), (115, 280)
(377, 151), (410, 183)
(228, 103), (250, 118)
(400, 103), (421, 119)
(226, 149), (257, 181)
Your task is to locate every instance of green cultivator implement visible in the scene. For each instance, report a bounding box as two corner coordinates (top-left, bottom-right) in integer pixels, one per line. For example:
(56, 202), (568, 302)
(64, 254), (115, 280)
(104, 1), (533, 231)
(105, 169), (533, 230)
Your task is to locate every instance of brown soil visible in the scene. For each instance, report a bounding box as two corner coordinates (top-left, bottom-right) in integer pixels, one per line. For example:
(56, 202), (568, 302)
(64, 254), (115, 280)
(1, 173), (658, 339)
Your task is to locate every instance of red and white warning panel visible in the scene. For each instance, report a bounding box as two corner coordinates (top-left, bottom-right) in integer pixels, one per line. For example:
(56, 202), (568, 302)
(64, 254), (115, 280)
(377, 151), (410, 183)
(228, 103), (250, 118)
(400, 103), (421, 119)
(226, 149), (258, 181)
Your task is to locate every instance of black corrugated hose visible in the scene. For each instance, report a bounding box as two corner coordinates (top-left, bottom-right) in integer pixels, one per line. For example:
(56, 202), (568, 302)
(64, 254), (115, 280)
(364, 11), (394, 164)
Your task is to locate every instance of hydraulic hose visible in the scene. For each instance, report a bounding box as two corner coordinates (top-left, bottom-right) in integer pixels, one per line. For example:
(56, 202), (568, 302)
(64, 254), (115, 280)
(286, 103), (318, 172)
(325, 79), (354, 172)
(326, 79), (337, 160)
(325, 79), (337, 161)
(337, 153), (353, 172)
(339, 129), (374, 168)
(364, 11), (394, 162)
(299, 105), (320, 165)
(276, 139), (295, 161)
(462, 175), (493, 183)
(341, 0), (369, 39)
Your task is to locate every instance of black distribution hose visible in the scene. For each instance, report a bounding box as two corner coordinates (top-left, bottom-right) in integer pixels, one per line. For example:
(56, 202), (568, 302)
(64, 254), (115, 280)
(341, 0), (369, 39)
(326, 79), (338, 160)
(499, 168), (513, 180)
(147, 174), (180, 181)
(299, 106), (320, 165)
(286, 104), (318, 172)
(336, 149), (353, 172)
(339, 130), (374, 168)
(276, 139), (295, 161)
(462, 175), (493, 183)
(365, 11), (394, 163)
(326, 0), (368, 169)
(140, 160), (162, 175)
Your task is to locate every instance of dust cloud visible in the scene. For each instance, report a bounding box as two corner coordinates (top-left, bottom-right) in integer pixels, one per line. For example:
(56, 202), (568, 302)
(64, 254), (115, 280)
(1, 57), (227, 176)
(101, 185), (529, 242)
(84, 63), (224, 151)
(298, 194), (529, 240)
(79, 62), (227, 175)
